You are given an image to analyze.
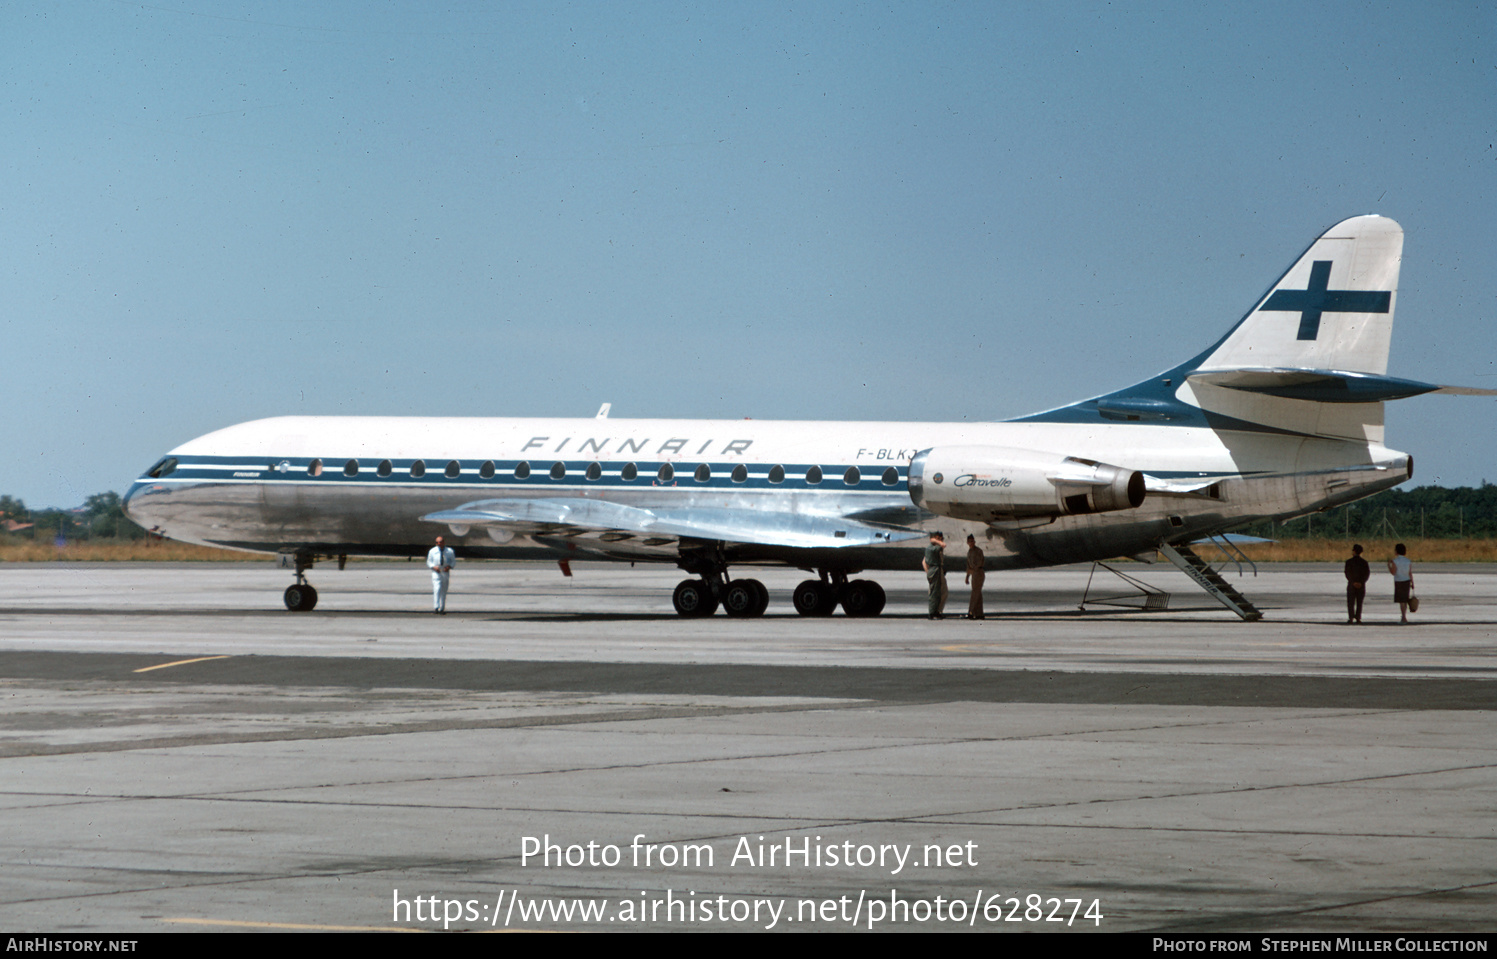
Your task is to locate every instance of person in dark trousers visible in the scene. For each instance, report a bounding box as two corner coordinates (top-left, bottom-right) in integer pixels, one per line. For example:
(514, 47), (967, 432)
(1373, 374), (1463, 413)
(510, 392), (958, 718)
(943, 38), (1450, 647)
(1344, 543), (1369, 624)
(922, 531), (947, 619)
(964, 534), (986, 619)
(1387, 542), (1414, 623)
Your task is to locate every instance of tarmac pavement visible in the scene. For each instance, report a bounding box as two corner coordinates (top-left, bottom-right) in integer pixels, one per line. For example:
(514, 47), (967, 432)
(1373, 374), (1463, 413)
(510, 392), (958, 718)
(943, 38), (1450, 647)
(0, 561), (1493, 932)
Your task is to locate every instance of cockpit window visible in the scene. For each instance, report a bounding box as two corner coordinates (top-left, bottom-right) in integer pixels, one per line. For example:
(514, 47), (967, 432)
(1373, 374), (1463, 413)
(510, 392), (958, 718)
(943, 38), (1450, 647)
(146, 457), (178, 478)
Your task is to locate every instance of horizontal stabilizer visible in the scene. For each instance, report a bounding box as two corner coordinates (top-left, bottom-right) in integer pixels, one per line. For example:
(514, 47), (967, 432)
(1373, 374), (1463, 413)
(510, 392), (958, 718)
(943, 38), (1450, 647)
(1432, 384), (1497, 396)
(1185, 369), (1439, 403)
(423, 498), (924, 549)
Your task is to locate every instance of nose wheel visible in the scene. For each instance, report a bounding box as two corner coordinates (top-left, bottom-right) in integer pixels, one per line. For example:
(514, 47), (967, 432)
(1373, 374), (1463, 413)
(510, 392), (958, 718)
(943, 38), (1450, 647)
(284, 583), (318, 611)
(283, 553), (318, 611)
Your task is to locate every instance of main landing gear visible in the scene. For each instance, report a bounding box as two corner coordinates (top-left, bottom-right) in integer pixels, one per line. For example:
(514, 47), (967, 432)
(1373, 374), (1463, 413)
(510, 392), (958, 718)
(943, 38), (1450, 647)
(791, 571), (885, 618)
(672, 574), (770, 618)
(670, 559), (885, 618)
(283, 553), (318, 611)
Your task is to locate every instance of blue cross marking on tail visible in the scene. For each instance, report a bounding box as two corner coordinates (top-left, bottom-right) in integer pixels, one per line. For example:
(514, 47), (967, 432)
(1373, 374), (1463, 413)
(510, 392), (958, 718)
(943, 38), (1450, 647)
(1260, 260), (1392, 341)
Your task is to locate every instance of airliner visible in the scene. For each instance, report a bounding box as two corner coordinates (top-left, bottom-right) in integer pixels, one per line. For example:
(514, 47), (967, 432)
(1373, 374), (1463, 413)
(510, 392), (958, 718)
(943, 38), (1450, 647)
(123, 215), (1485, 618)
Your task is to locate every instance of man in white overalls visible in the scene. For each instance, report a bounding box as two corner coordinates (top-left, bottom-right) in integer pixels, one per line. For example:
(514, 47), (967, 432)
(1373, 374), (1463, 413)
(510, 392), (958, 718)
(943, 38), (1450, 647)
(427, 535), (455, 613)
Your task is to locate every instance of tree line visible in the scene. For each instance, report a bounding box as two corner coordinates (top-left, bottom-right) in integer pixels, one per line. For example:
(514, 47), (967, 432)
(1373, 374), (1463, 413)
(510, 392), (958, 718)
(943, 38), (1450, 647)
(0, 492), (146, 541)
(2, 482), (1495, 545)
(1239, 482), (1497, 540)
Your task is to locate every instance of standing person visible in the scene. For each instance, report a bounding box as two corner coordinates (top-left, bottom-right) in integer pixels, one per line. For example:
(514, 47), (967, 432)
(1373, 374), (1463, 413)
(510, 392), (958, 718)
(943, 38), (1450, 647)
(427, 535), (455, 614)
(1387, 542), (1413, 623)
(922, 531), (947, 620)
(964, 534), (986, 620)
(1344, 543), (1369, 624)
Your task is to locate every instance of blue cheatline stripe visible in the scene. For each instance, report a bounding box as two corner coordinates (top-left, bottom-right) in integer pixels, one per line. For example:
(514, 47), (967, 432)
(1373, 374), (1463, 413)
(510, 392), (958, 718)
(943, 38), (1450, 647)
(141, 456), (911, 492)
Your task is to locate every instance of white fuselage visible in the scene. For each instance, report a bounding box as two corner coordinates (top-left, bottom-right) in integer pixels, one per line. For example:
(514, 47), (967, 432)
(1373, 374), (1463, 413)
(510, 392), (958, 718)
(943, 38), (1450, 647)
(122, 414), (1411, 572)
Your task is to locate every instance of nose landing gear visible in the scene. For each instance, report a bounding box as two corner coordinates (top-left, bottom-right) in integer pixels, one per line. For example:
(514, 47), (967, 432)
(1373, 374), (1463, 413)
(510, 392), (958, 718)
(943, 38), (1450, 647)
(282, 553), (318, 611)
(284, 582), (318, 612)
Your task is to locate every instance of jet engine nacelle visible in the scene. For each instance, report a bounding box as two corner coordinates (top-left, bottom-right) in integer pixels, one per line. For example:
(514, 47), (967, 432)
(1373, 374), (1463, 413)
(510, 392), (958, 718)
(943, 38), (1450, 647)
(908, 446), (1146, 523)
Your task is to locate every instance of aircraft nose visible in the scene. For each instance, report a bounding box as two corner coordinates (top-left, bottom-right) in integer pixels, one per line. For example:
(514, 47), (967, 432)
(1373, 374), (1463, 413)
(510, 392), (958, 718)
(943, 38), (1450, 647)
(122, 480), (167, 532)
(122, 482), (147, 525)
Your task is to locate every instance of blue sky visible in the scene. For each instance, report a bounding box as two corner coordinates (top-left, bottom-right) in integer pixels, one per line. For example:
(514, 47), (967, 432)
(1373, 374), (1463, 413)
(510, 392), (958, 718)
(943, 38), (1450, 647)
(5, 1), (1495, 508)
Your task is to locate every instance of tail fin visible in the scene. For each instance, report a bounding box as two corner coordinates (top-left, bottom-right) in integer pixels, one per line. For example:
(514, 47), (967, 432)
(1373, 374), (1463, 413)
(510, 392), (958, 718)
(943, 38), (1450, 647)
(1018, 215), (1428, 442)
(1195, 214), (1402, 376)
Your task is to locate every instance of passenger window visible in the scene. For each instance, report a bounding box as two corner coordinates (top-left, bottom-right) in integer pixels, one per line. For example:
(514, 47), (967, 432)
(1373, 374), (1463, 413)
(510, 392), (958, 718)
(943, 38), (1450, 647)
(377, 460), (393, 477)
(731, 464), (748, 483)
(344, 459), (359, 477)
(843, 466), (860, 486)
(514, 461), (531, 479)
(550, 462), (566, 480)
(768, 465), (785, 485)
(586, 462), (602, 481)
(694, 464), (711, 483)
(805, 465), (823, 485)
(479, 461), (495, 479)
(309, 458), (323, 477)
(621, 462), (638, 481)
(657, 463), (674, 483)
(410, 460), (426, 478)
(882, 466), (899, 486)
(445, 460), (461, 478)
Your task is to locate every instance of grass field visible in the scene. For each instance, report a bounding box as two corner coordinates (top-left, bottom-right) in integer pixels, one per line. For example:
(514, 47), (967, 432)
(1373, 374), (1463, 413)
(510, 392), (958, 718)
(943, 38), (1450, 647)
(4, 537), (1495, 564)
(1191, 538), (1497, 564)
(0, 540), (251, 562)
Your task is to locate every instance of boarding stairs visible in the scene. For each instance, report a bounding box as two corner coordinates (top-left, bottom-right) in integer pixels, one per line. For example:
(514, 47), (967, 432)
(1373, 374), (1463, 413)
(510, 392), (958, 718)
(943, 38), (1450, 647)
(1157, 540), (1263, 621)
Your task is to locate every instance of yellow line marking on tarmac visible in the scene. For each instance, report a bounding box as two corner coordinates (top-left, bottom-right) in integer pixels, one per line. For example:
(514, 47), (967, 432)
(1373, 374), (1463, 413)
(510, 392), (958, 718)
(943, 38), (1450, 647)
(163, 918), (426, 932)
(133, 655), (231, 673)
(162, 917), (544, 933)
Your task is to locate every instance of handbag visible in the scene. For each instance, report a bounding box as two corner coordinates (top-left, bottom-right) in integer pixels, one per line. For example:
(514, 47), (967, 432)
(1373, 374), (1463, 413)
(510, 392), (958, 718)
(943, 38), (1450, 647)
(1408, 590), (1420, 614)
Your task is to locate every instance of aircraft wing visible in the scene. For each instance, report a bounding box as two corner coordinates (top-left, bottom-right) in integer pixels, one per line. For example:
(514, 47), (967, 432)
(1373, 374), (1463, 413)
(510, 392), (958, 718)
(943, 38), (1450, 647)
(422, 498), (925, 550)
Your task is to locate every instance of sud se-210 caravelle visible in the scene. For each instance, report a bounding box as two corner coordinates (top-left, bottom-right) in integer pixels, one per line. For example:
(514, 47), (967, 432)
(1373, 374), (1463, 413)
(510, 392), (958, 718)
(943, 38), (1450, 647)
(123, 215), (1486, 619)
